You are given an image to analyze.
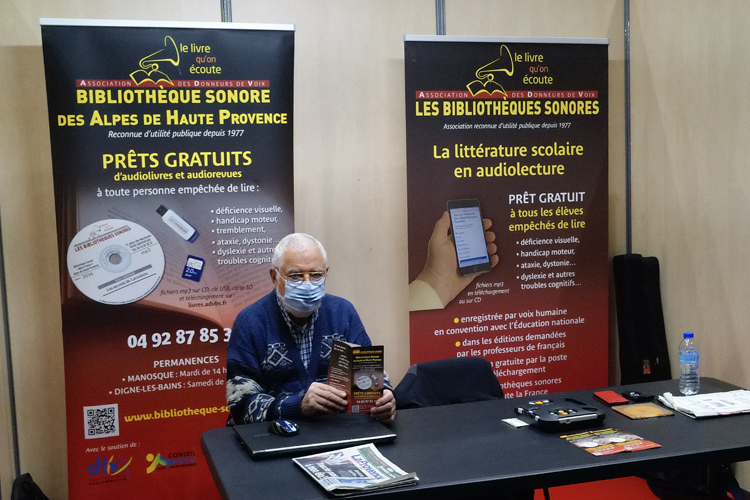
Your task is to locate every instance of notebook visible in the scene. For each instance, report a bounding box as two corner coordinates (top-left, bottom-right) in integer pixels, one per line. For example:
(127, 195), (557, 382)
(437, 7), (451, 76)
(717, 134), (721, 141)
(233, 413), (397, 459)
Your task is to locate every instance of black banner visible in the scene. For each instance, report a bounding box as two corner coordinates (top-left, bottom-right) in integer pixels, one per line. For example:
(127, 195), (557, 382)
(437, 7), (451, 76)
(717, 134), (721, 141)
(405, 37), (609, 397)
(41, 20), (294, 499)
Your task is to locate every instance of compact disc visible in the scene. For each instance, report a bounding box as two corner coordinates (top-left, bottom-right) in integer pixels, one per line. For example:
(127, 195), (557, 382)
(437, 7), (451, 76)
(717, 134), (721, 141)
(67, 219), (165, 305)
(356, 375), (373, 390)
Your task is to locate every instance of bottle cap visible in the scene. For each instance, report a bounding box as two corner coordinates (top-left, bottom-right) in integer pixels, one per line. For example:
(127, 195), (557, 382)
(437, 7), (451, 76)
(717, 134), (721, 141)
(683, 332), (694, 338)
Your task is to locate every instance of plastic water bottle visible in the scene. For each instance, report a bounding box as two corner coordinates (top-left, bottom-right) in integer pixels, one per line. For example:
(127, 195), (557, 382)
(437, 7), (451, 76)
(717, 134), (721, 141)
(678, 332), (700, 395)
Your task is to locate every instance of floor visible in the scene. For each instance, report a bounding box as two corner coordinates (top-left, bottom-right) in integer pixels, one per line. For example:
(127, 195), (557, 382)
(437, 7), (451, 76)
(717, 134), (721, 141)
(533, 477), (662, 500)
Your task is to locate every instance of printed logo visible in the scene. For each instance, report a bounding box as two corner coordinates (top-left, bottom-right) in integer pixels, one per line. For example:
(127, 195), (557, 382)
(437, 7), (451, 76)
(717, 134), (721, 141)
(413, 44), (600, 119)
(466, 45), (515, 98)
(87, 455), (132, 485)
(130, 36), (180, 86)
(88, 222), (114, 239)
(146, 453), (167, 473)
(75, 35), (270, 90)
(146, 450), (198, 473)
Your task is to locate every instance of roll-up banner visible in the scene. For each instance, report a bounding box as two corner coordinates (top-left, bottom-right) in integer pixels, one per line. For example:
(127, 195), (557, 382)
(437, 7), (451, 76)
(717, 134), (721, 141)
(40, 19), (294, 498)
(405, 36), (609, 397)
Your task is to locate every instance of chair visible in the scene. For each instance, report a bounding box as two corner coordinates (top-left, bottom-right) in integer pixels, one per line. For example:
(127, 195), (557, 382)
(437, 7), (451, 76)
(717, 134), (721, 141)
(393, 357), (536, 500)
(394, 357), (504, 409)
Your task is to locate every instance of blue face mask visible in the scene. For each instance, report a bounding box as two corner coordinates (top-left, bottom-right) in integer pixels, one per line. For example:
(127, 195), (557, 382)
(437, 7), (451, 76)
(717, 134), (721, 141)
(279, 277), (326, 316)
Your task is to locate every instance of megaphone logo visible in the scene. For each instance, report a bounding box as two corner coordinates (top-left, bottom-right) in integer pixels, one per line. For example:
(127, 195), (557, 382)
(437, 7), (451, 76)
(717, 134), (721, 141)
(466, 45), (514, 98)
(130, 36), (180, 86)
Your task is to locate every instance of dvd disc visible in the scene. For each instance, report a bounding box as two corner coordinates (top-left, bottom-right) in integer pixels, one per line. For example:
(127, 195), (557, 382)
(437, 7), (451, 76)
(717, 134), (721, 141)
(67, 219), (165, 305)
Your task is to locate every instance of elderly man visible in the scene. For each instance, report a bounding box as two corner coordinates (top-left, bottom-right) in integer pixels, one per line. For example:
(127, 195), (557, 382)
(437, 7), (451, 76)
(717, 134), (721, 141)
(226, 233), (396, 425)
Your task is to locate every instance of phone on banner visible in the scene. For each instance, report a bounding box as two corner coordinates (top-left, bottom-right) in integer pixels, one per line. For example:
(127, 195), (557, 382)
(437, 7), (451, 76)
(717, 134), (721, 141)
(446, 199), (492, 277)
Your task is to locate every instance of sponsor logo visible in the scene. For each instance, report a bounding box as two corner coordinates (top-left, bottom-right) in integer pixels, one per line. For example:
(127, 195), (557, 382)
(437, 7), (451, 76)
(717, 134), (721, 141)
(87, 455), (132, 485)
(146, 450), (198, 473)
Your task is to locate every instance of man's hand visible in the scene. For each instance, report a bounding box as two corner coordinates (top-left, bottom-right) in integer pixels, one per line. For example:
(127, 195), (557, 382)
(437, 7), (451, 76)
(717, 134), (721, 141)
(416, 211), (499, 307)
(301, 382), (348, 417)
(370, 389), (396, 423)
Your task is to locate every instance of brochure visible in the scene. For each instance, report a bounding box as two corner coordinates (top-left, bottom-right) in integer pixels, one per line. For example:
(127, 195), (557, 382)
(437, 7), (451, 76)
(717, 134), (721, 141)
(293, 443), (418, 496)
(658, 390), (750, 418)
(613, 402), (674, 420)
(561, 427), (661, 456)
(327, 340), (384, 414)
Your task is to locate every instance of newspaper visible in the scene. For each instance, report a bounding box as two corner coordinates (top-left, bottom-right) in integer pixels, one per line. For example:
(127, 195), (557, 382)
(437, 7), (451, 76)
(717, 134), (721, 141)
(658, 390), (750, 418)
(293, 443), (418, 496)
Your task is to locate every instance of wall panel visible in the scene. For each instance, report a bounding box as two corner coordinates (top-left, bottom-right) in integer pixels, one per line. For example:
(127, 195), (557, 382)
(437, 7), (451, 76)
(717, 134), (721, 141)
(630, 0), (750, 486)
(232, 0), (435, 387)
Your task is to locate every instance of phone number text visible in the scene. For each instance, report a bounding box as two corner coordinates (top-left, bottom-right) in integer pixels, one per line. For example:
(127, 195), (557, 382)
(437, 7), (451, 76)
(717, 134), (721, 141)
(127, 328), (232, 349)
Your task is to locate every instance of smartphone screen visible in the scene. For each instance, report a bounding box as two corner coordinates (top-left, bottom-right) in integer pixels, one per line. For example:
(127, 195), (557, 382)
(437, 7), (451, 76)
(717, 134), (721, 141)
(447, 199), (492, 276)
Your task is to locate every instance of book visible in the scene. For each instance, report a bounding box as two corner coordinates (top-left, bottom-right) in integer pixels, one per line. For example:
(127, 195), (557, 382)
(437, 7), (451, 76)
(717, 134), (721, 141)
(658, 390), (750, 418)
(293, 443), (418, 496)
(613, 402), (674, 420)
(560, 427), (661, 456)
(327, 340), (385, 414)
(466, 79), (508, 98)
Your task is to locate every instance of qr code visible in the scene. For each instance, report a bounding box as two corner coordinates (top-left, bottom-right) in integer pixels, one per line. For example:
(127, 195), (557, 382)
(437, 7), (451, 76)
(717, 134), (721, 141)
(351, 405), (360, 414)
(84, 404), (119, 439)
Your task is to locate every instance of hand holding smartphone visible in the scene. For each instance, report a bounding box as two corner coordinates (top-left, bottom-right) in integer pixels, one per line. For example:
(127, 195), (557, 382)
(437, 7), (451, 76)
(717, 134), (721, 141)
(446, 199), (493, 276)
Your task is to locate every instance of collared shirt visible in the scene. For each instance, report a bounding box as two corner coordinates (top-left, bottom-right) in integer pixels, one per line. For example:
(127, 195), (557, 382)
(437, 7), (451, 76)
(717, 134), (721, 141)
(276, 293), (319, 369)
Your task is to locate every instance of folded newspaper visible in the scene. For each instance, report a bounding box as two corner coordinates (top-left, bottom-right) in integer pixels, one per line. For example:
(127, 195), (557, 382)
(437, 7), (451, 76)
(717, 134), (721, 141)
(293, 443), (418, 496)
(658, 390), (750, 418)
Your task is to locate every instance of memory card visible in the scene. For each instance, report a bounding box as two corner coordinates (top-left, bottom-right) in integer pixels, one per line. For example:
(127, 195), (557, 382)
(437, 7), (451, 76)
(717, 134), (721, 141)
(182, 255), (205, 282)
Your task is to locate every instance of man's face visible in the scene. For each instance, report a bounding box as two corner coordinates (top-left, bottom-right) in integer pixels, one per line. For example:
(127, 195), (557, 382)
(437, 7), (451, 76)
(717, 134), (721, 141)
(270, 244), (328, 296)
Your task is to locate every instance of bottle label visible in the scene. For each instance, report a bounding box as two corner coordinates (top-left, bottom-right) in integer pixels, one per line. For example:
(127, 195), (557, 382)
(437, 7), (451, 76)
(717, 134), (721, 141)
(679, 350), (699, 364)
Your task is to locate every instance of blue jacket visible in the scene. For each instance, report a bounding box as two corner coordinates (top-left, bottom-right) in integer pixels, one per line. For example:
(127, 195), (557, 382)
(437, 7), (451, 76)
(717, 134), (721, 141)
(226, 291), (373, 423)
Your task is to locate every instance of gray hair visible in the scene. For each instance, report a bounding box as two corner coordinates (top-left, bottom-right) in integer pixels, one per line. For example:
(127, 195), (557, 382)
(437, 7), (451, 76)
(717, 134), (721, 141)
(272, 233), (328, 268)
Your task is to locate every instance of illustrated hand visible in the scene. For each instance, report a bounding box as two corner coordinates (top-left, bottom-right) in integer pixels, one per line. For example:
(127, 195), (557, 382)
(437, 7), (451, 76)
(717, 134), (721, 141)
(370, 389), (396, 423)
(301, 382), (348, 417)
(415, 211), (498, 307)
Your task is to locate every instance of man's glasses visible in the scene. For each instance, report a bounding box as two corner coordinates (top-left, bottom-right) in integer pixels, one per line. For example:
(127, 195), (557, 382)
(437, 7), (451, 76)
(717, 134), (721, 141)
(276, 269), (326, 283)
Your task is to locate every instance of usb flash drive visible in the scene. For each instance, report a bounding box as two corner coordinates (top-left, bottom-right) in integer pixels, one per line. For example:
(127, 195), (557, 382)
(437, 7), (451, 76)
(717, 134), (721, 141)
(156, 205), (199, 242)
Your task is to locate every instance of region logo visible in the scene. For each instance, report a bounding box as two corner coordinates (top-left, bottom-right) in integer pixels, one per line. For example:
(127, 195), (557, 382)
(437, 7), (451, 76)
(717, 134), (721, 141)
(146, 450), (198, 473)
(466, 44), (515, 98)
(87, 455), (132, 485)
(130, 36), (180, 87)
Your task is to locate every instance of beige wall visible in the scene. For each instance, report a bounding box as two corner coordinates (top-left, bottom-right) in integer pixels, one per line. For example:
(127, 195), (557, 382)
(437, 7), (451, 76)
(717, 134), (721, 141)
(2, 0), (749, 498)
(231, 0), (436, 395)
(630, 0), (750, 486)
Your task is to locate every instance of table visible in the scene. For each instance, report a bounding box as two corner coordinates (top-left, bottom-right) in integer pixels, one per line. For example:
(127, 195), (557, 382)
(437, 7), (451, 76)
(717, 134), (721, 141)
(202, 378), (750, 499)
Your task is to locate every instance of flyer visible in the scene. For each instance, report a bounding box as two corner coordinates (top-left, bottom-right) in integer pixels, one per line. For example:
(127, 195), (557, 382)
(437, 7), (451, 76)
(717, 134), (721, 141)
(561, 427), (661, 457)
(327, 340), (385, 414)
